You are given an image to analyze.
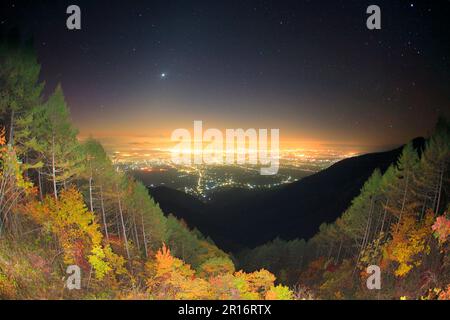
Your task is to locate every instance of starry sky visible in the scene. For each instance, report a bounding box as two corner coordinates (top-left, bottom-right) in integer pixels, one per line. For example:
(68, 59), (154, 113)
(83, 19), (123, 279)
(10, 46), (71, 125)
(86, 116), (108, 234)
(1, 0), (449, 154)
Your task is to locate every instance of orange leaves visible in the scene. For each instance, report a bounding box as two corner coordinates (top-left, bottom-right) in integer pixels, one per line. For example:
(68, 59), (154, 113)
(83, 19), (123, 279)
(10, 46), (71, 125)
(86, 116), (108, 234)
(198, 257), (235, 278)
(146, 244), (286, 300)
(432, 214), (450, 244)
(0, 127), (6, 146)
(155, 244), (173, 267)
(300, 256), (326, 285)
(146, 244), (206, 299)
(154, 244), (194, 280)
(438, 285), (450, 300)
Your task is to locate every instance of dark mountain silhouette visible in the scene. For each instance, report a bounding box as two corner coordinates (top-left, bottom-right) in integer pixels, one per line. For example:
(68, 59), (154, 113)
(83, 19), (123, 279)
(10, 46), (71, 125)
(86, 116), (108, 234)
(150, 186), (209, 225)
(149, 138), (425, 252)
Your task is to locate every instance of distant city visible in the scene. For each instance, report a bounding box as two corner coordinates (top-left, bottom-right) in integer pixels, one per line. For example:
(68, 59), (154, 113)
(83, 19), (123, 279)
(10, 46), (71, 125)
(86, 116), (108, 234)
(114, 147), (361, 201)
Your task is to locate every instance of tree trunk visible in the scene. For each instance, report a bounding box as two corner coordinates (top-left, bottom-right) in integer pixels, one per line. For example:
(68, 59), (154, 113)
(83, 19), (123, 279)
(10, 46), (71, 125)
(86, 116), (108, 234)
(38, 170), (43, 201)
(354, 198), (373, 274)
(52, 134), (58, 200)
(327, 243), (334, 261)
(379, 198), (389, 235)
(435, 166), (444, 215)
(335, 239), (343, 264)
(99, 186), (109, 242)
(116, 211), (121, 240)
(396, 174), (409, 232)
(117, 191), (130, 259)
(132, 215), (141, 252)
(88, 176), (94, 212)
(8, 109), (14, 146)
(141, 214), (148, 258)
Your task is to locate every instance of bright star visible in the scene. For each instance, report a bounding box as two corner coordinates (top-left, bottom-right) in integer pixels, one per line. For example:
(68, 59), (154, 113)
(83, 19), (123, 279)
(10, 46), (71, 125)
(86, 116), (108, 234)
(161, 73), (166, 79)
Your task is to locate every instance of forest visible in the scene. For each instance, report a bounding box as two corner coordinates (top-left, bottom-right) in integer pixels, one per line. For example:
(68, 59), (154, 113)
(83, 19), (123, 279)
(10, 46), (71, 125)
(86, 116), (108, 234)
(0, 36), (449, 300)
(237, 119), (450, 300)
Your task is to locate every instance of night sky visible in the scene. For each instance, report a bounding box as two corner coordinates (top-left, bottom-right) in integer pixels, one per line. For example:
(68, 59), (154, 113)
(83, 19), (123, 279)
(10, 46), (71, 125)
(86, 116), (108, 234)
(1, 0), (450, 153)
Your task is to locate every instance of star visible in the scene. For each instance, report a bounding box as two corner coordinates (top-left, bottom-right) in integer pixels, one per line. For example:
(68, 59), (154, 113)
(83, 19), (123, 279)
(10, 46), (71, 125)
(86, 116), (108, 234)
(160, 73), (167, 79)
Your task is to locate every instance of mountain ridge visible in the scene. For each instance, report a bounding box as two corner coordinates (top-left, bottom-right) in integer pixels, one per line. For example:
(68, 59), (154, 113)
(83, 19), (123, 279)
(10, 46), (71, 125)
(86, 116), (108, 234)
(148, 138), (425, 252)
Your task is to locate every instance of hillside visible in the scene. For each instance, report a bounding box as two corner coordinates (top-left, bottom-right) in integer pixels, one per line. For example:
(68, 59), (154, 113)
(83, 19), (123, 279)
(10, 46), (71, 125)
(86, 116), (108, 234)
(149, 138), (425, 251)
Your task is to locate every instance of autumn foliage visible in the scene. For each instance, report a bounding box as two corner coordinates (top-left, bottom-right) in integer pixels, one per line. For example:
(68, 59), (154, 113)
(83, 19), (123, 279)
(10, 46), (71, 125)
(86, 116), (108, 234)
(24, 188), (126, 280)
(432, 214), (450, 244)
(382, 211), (434, 277)
(0, 40), (449, 300)
(144, 244), (292, 300)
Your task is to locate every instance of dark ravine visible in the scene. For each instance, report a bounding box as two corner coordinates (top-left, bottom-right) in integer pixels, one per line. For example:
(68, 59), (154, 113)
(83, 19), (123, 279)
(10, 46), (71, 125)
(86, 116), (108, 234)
(148, 138), (425, 252)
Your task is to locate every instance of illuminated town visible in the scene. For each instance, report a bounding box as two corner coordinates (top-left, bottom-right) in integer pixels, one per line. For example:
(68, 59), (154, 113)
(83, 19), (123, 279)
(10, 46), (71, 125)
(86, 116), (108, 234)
(114, 147), (360, 201)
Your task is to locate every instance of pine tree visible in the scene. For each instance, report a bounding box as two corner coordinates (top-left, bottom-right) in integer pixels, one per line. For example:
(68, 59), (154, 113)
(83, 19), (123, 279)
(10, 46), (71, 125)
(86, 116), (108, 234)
(0, 40), (43, 152)
(123, 179), (167, 257)
(413, 117), (450, 216)
(82, 138), (115, 240)
(385, 142), (420, 231)
(33, 85), (84, 199)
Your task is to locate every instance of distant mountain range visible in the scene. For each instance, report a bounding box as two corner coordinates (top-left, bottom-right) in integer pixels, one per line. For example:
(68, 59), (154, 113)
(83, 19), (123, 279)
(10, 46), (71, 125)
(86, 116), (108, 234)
(148, 138), (425, 252)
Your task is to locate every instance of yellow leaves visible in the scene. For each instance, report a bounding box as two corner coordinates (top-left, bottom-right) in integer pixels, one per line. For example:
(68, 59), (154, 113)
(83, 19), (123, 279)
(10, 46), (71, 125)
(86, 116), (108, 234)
(232, 269), (279, 300)
(88, 245), (112, 280)
(146, 245), (283, 300)
(242, 269), (276, 294)
(24, 187), (124, 280)
(359, 232), (385, 267)
(177, 277), (211, 300)
(265, 285), (294, 300)
(232, 273), (259, 300)
(104, 245), (127, 276)
(395, 264), (413, 278)
(198, 257), (235, 278)
(383, 211), (434, 277)
(420, 287), (447, 300)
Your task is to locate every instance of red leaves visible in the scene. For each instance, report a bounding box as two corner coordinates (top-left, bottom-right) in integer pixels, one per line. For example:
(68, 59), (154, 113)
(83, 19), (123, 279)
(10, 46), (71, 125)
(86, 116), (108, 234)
(432, 214), (450, 244)
(73, 240), (90, 271)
